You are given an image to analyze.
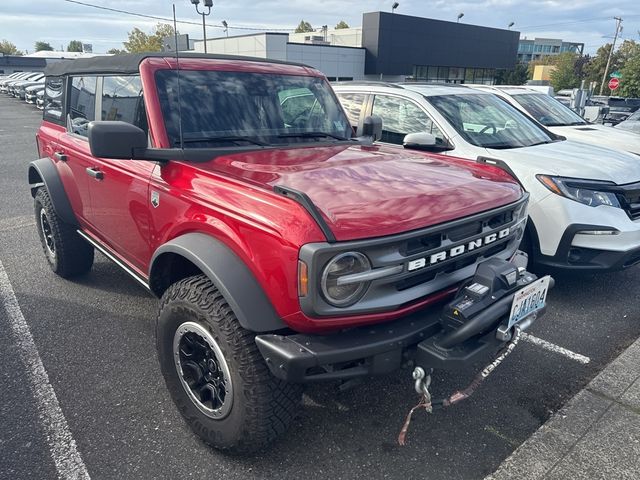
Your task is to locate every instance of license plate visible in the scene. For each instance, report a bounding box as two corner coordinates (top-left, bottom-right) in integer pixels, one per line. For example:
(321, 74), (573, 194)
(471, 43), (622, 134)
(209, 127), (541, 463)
(507, 276), (550, 329)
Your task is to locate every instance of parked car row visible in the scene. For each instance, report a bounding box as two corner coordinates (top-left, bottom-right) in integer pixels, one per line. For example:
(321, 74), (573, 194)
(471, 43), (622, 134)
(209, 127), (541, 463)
(0, 70), (45, 109)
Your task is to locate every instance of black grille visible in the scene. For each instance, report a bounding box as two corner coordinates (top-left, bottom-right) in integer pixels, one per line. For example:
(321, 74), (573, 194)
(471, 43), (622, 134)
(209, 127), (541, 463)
(618, 182), (640, 220)
(394, 206), (519, 291)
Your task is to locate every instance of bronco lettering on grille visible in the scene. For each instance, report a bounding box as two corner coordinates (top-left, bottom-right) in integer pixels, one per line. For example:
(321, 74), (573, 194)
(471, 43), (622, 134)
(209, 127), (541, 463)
(407, 227), (511, 272)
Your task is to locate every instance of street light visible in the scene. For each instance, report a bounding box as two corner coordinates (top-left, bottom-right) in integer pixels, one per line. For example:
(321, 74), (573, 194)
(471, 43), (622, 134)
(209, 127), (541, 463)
(508, 22), (515, 29)
(457, 12), (464, 23)
(190, 0), (213, 53)
(222, 20), (228, 37)
(392, 2), (399, 13)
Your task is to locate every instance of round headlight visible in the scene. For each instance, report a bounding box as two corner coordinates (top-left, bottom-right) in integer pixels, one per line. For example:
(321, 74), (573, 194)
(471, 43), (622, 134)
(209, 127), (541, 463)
(321, 252), (371, 307)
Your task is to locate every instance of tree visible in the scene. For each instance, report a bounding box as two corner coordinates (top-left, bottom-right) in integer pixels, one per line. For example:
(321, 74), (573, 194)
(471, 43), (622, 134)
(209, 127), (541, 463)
(106, 48), (127, 55)
(583, 40), (639, 93)
(335, 20), (349, 29)
(123, 23), (175, 53)
(495, 63), (529, 85)
(549, 52), (580, 92)
(66, 40), (83, 52)
(294, 20), (314, 33)
(619, 43), (640, 97)
(34, 41), (54, 52)
(0, 39), (21, 55)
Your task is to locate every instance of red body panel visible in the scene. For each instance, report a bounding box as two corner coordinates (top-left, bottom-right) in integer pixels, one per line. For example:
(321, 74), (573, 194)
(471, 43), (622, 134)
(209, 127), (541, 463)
(41, 56), (523, 334)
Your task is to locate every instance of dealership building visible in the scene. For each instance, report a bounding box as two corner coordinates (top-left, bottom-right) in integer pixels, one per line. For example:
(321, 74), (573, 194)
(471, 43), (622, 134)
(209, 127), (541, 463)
(193, 11), (520, 84)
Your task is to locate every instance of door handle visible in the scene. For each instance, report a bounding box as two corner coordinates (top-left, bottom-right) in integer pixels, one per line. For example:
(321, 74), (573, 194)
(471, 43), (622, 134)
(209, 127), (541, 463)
(86, 167), (104, 181)
(54, 152), (67, 162)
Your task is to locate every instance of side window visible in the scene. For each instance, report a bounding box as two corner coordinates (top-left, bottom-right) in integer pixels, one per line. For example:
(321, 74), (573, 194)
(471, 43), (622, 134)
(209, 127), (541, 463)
(101, 75), (148, 134)
(278, 87), (331, 130)
(372, 95), (445, 145)
(335, 92), (366, 126)
(43, 76), (66, 125)
(68, 76), (97, 137)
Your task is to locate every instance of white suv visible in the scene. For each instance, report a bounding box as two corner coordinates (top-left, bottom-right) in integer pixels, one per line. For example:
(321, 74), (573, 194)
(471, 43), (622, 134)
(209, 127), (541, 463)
(333, 82), (640, 271)
(470, 85), (640, 154)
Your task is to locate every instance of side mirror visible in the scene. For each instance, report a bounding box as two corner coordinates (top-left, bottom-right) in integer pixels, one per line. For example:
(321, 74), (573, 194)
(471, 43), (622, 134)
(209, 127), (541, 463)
(403, 132), (437, 150)
(362, 115), (383, 142)
(87, 121), (147, 159)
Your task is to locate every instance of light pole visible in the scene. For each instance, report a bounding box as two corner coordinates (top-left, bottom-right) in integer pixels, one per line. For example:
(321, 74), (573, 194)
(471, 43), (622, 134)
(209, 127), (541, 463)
(600, 16), (623, 95)
(392, 2), (399, 13)
(508, 22), (515, 29)
(222, 20), (228, 37)
(457, 12), (464, 23)
(190, 0), (213, 53)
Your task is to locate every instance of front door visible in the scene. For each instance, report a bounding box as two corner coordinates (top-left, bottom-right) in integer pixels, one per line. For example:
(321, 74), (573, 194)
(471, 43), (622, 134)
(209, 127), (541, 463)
(84, 75), (156, 273)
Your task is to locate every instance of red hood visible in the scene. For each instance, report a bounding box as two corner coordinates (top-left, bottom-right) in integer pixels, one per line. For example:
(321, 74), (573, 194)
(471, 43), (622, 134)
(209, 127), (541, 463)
(207, 144), (522, 241)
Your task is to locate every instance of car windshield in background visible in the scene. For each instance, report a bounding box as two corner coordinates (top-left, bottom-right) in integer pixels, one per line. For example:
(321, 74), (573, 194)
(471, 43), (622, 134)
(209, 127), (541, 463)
(155, 70), (352, 148)
(513, 93), (587, 127)
(427, 93), (555, 149)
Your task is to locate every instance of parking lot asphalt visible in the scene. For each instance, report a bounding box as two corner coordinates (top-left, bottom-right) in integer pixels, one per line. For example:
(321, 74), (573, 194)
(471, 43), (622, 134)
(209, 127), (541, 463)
(1, 94), (639, 480)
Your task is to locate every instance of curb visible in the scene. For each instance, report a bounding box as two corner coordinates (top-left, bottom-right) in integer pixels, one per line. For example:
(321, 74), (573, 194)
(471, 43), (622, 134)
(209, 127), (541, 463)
(486, 337), (640, 479)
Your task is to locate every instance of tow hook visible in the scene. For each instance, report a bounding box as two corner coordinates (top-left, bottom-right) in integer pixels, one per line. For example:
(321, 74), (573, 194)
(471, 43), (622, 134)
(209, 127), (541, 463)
(398, 327), (523, 446)
(412, 367), (432, 411)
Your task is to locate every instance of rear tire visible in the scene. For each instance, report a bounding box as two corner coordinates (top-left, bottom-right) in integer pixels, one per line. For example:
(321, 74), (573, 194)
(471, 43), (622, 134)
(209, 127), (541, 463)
(34, 188), (94, 278)
(156, 274), (302, 454)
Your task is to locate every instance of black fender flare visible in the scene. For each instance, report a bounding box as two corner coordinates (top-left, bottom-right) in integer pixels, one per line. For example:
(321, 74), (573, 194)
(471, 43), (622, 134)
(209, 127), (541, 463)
(28, 158), (79, 226)
(150, 233), (286, 332)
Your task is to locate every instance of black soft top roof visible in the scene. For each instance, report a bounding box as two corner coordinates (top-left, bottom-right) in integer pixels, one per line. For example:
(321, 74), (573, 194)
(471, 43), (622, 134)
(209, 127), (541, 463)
(44, 52), (311, 77)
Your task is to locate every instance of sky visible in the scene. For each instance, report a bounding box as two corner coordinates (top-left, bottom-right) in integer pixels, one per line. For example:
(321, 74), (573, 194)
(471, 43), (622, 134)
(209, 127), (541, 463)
(0, 0), (639, 55)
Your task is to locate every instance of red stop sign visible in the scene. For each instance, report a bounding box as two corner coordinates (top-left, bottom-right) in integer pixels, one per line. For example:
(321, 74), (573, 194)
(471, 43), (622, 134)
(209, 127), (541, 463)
(609, 77), (620, 90)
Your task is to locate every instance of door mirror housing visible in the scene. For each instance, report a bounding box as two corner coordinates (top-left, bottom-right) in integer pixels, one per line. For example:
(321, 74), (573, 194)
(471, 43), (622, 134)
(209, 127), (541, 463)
(362, 115), (383, 142)
(403, 132), (452, 152)
(87, 121), (148, 159)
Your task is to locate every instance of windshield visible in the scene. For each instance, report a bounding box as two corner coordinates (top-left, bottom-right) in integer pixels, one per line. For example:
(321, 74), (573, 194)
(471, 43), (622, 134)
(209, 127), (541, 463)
(427, 93), (555, 149)
(155, 70), (352, 148)
(513, 93), (587, 126)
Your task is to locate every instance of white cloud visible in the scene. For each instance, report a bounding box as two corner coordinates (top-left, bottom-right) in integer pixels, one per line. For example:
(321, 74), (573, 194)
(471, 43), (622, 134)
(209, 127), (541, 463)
(0, 0), (637, 53)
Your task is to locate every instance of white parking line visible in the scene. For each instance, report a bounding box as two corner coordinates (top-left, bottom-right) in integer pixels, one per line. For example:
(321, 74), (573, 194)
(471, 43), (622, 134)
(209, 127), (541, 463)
(521, 332), (591, 364)
(0, 260), (91, 480)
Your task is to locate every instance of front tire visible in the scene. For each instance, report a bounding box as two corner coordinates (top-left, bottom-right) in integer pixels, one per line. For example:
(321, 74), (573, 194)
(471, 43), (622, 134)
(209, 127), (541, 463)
(156, 274), (302, 454)
(34, 188), (94, 278)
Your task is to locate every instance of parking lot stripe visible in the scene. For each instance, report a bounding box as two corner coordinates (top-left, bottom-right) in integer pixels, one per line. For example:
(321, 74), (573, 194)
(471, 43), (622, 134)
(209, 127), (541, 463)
(521, 333), (591, 364)
(0, 260), (91, 480)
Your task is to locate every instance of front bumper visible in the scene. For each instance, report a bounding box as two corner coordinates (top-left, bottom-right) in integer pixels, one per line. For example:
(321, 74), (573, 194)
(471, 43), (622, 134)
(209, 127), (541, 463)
(256, 256), (550, 382)
(531, 193), (640, 271)
(535, 223), (640, 271)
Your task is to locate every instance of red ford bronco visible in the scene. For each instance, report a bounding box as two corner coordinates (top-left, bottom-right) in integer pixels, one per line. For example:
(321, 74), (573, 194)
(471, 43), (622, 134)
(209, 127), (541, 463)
(29, 53), (550, 453)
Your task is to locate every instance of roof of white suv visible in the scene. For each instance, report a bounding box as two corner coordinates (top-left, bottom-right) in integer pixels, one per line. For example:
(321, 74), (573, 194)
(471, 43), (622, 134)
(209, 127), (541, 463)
(469, 85), (546, 96)
(332, 81), (489, 97)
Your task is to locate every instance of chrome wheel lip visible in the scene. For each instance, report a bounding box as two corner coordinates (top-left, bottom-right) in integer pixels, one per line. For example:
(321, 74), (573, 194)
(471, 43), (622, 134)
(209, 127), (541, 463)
(39, 209), (56, 259)
(173, 321), (234, 420)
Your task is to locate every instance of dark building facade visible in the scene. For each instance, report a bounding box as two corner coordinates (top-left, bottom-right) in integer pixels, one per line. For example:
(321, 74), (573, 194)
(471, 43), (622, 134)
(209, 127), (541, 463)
(362, 12), (519, 83)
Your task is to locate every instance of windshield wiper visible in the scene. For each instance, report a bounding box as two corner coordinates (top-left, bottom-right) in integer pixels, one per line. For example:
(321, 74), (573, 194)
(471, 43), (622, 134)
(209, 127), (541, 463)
(177, 135), (268, 146)
(277, 131), (349, 141)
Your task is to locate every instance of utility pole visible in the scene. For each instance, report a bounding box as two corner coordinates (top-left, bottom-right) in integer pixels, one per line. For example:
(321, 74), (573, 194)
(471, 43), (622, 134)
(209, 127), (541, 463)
(600, 16), (622, 95)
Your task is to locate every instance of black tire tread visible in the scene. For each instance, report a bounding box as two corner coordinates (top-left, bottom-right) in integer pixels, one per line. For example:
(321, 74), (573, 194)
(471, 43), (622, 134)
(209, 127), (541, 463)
(157, 274), (302, 454)
(34, 188), (94, 278)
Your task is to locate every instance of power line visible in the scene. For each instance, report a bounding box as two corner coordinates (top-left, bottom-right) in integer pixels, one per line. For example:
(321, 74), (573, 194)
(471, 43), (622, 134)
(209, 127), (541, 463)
(519, 14), (640, 31)
(62, 0), (294, 32)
